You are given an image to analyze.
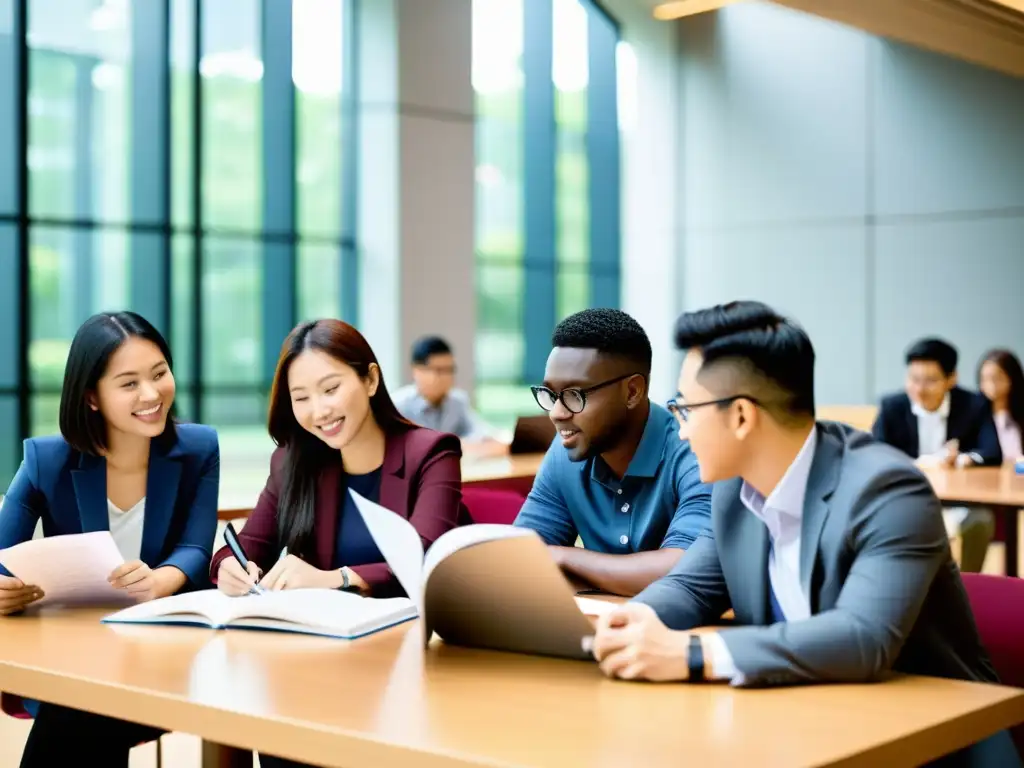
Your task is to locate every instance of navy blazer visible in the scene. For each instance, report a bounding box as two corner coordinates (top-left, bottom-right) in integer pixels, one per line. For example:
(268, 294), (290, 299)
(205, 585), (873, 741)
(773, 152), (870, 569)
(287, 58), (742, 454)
(871, 387), (1003, 467)
(0, 423), (220, 587)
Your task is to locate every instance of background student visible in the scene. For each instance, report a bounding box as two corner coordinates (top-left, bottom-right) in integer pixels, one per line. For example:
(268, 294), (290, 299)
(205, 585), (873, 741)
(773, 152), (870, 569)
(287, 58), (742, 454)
(871, 337), (1001, 571)
(393, 335), (508, 457)
(978, 348), (1024, 463)
(0, 311), (220, 768)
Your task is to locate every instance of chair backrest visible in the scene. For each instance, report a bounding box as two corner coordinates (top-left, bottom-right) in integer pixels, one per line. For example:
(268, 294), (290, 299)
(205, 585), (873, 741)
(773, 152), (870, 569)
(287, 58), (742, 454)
(961, 573), (1024, 757)
(817, 404), (878, 432)
(1, 692), (30, 719)
(462, 487), (526, 526)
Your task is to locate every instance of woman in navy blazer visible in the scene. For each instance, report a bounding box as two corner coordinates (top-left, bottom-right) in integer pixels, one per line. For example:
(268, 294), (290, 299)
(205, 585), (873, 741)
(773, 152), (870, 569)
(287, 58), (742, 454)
(0, 311), (219, 768)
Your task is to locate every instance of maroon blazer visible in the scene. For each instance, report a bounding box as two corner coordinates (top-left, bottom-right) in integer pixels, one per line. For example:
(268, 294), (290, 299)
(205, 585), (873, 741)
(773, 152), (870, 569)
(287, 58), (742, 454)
(210, 427), (470, 596)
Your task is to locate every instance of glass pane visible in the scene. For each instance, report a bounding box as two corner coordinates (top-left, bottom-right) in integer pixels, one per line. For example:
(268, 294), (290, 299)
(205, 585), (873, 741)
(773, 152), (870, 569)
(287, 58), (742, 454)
(202, 237), (261, 385)
(553, 0), (589, 268)
(201, 0), (262, 232)
(28, 0), (132, 222)
(0, 395), (17, 488)
(206, 391), (273, 508)
(171, 0), (195, 229)
(0, 0), (17, 214)
(0, 223), (18, 389)
(294, 0), (343, 239)
(297, 242), (342, 321)
(557, 264), (589, 321)
(171, 234), (195, 385)
(29, 226), (130, 389)
(476, 263), (524, 384)
(472, 0), (524, 262)
(30, 393), (59, 437)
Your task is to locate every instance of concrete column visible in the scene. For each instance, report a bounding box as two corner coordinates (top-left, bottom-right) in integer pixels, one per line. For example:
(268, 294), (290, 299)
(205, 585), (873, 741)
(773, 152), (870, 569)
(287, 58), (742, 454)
(357, 0), (476, 392)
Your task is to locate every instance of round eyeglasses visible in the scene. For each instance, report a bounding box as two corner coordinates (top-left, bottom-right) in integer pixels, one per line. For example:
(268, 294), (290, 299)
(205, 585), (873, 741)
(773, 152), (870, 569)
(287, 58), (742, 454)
(531, 373), (640, 414)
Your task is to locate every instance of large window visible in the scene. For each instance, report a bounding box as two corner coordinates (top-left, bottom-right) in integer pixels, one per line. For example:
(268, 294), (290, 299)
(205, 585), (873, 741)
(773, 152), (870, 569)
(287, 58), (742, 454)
(473, 0), (623, 429)
(0, 0), (357, 495)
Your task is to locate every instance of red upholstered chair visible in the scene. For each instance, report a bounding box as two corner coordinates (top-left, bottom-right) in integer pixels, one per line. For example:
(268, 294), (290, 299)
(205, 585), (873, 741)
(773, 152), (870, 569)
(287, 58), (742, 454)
(1, 692), (162, 765)
(461, 487), (526, 525)
(960, 573), (1024, 758)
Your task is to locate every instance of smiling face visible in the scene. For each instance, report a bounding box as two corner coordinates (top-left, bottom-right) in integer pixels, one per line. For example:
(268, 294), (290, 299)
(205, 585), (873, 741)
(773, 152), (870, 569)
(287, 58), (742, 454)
(91, 337), (176, 441)
(287, 349), (379, 450)
(541, 347), (642, 462)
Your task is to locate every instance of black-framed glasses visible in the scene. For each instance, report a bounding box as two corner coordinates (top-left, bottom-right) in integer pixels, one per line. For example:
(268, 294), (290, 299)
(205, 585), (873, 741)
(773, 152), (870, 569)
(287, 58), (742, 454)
(666, 394), (761, 423)
(531, 373), (641, 414)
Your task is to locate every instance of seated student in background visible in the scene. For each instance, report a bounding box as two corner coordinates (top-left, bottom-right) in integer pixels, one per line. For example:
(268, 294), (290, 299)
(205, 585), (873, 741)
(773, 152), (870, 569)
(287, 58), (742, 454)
(211, 319), (470, 599)
(0, 311), (219, 768)
(392, 335), (507, 458)
(871, 337), (1000, 572)
(588, 301), (1018, 768)
(513, 308), (711, 597)
(978, 348), (1024, 463)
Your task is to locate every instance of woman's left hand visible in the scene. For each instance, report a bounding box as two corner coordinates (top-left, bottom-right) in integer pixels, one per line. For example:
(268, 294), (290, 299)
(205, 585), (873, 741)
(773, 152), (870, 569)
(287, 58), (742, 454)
(108, 560), (161, 603)
(259, 554), (334, 591)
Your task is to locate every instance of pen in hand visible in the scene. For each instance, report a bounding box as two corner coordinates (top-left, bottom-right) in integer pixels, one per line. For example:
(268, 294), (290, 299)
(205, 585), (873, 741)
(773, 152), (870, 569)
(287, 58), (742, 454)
(223, 522), (266, 596)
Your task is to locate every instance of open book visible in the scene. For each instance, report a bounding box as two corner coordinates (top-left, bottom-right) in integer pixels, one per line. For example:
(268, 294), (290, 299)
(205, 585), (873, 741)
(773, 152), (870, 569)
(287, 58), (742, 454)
(101, 587), (417, 640)
(347, 491), (598, 660)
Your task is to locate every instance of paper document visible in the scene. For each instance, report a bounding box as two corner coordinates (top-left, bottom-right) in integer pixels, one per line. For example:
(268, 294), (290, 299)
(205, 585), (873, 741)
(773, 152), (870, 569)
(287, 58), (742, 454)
(574, 596), (618, 617)
(0, 531), (133, 607)
(349, 490), (427, 607)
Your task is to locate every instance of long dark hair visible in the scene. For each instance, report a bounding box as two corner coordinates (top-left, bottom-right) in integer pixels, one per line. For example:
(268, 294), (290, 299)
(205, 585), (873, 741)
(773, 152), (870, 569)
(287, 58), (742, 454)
(60, 311), (177, 456)
(267, 319), (414, 559)
(978, 349), (1024, 435)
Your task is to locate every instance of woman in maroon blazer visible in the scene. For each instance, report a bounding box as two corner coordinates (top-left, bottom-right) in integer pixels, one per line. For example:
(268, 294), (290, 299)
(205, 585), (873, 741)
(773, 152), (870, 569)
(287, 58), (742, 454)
(210, 318), (471, 603)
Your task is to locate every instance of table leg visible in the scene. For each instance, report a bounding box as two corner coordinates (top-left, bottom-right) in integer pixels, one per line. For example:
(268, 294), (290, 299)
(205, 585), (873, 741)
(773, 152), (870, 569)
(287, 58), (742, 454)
(201, 741), (253, 768)
(1002, 506), (1019, 578)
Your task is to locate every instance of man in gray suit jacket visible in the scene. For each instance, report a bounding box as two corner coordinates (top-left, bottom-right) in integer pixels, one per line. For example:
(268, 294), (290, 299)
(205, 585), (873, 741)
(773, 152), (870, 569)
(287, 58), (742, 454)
(589, 301), (1018, 766)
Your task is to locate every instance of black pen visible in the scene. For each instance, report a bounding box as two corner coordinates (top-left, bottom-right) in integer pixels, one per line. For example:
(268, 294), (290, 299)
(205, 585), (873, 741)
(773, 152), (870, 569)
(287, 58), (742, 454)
(223, 522), (266, 596)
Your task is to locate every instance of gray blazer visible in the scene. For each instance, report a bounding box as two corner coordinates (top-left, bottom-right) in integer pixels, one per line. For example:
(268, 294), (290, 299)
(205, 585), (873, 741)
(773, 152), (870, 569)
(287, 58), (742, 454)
(634, 421), (998, 688)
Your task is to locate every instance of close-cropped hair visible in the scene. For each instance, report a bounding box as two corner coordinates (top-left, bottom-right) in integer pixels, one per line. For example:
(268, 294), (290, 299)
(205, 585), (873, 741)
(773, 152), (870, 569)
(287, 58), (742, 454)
(906, 338), (958, 376)
(411, 335), (453, 365)
(674, 300), (816, 419)
(551, 307), (653, 376)
(59, 311), (177, 456)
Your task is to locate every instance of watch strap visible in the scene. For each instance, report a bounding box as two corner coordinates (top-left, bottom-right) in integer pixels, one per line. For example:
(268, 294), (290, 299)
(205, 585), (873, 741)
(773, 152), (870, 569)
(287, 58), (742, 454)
(687, 635), (705, 682)
(339, 567), (350, 591)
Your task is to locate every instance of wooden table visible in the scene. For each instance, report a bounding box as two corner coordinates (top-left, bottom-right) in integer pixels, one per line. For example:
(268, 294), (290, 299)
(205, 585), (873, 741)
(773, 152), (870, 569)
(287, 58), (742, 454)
(3, 609), (1024, 767)
(923, 466), (1024, 577)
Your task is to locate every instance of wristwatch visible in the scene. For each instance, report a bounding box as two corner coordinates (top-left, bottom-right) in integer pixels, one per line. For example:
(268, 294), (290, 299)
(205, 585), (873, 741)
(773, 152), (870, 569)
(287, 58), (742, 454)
(687, 635), (705, 682)
(338, 567), (351, 591)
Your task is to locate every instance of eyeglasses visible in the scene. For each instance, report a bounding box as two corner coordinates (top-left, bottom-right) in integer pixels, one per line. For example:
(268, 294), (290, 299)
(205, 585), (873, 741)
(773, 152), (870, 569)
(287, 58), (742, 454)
(666, 394), (761, 423)
(531, 373), (640, 415)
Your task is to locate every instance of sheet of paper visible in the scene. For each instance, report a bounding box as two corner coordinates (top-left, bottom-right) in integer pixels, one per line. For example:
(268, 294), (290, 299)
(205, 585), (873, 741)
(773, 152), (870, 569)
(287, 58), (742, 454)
(574, 596), (618, 617)
(104, 589), (229, 625)
(0, 531), (133, 607)
(349, 490), (425, 608)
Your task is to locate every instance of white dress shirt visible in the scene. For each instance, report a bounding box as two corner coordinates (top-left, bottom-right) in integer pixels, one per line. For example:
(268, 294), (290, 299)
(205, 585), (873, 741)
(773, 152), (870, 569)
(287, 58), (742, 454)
(704, 429), (818, 684)
(913, 394), (950, 458)
(994, 411), (1023, 462)
(108, 498), (146, 562)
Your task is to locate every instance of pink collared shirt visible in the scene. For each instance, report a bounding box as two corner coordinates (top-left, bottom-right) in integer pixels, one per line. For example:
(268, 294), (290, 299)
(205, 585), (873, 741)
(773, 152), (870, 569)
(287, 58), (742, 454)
(994, 411), (1023, 462)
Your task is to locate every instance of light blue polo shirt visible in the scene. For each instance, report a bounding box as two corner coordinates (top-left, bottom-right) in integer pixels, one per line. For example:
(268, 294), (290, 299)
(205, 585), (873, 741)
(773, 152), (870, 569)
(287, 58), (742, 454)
(513, 403), (712, 553)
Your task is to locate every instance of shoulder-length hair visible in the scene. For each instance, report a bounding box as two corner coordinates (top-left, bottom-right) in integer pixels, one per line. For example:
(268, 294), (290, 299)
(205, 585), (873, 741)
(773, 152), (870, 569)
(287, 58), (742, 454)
(267, 319), (414, 559)
(60, 311), (177, 456)
(979, 348), (1024, 434)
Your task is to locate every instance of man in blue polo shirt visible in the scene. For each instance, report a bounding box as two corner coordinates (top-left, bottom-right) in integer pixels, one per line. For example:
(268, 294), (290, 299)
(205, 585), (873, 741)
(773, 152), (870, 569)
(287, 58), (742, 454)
(514, 308), (712, 596)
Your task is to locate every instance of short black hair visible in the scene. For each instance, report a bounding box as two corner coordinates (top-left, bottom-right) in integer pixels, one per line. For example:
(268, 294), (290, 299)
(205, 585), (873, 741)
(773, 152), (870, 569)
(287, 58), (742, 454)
(906, 337), (957, 376)
(411, 335), (452, 365)
(60, 311), (177, 456)
(674, 300), (816, 419)
(551, 308), (653, 375)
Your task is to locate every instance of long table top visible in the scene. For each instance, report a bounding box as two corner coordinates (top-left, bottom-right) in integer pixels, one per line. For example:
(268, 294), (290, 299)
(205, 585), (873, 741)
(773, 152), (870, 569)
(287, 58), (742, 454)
(2, 609), (1024, 767)
(920, 465), (1024, 508)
